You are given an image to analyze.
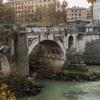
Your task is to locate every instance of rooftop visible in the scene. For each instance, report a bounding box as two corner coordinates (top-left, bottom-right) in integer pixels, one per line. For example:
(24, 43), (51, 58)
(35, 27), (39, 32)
(8, 0), (35, 3)
(67, 6), (86, 10)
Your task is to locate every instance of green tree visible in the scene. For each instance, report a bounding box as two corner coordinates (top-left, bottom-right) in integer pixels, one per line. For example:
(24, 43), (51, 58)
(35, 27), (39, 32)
(33, 3), (65, 26)
(20, 5), (34, 24)
(0, 3), (15, 24)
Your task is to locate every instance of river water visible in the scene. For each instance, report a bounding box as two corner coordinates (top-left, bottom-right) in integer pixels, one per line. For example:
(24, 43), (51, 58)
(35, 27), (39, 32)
(18, 66), (100, 100)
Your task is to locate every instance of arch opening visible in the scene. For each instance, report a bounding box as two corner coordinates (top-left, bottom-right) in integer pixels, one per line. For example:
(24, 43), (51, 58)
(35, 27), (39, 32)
(68, 36), (74, 49)
(29, 40), (65, 71)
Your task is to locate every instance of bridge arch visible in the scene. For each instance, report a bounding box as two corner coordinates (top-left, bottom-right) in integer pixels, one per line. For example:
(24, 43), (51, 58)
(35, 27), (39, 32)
(0, 53), (10, 76)
(29, 40), (65, 67)
(68, 35), (74, 49)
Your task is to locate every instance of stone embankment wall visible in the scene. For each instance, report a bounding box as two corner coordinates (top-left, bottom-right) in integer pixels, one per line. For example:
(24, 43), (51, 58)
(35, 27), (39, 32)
(75, 34), (100, 64)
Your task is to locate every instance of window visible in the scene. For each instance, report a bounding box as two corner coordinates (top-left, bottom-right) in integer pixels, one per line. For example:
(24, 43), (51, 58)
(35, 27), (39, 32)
(75, 10), (77, 12)
(75, 14), (77, 16)
(13, 3), (14, 6)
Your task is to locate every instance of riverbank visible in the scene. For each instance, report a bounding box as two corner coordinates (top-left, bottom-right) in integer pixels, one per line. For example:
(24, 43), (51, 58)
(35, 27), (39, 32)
(0, 74), (42, 98)
(34, 65), (100, 82)
(1, 65), (100, 99)
(10, 65), (100, 99)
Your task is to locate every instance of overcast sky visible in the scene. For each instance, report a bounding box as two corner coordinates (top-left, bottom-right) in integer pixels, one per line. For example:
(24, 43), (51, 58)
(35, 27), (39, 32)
(60, 0), (91, 8)
(4, 0), (91, 8)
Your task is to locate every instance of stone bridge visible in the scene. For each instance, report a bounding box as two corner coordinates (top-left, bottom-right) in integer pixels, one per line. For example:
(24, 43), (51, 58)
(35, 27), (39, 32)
(24, 25), (100, 76)
(26, 26), (77, 68)
(0, 25), (100, 77)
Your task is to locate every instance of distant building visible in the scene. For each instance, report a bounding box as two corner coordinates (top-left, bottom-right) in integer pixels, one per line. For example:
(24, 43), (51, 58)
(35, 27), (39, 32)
(6, 0), (56, 24)
(87, 6), (92, 21)
(66, 6), (88, 21)
(93, 0), (100, 23)
(0, 0), (2, 3)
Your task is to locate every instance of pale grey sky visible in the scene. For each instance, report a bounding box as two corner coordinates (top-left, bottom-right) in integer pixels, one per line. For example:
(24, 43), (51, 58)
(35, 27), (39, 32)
(60, 0), (91, 8)
(4, 0), (91, 8)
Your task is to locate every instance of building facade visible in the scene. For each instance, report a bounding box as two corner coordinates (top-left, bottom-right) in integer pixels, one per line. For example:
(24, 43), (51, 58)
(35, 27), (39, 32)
(87, 6), (92, 21)
(66, 6), (88, 21)
(0, 0), (2, 3)
(93, 0), (100, 23)
(6, 0), (55, 24)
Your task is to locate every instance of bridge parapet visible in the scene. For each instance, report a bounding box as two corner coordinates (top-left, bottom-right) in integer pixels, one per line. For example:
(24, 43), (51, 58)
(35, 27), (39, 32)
(26, 26), (66, 35)
(78, 26), (100, 34)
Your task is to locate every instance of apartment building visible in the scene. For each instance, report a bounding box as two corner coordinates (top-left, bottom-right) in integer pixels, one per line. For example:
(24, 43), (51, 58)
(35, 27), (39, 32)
(66, 6), (88, 21)
(87, 6), (92, 21)
(93, 0), (100, 23)
(0, 0), (2, 2)
(6, 0), (55, 24)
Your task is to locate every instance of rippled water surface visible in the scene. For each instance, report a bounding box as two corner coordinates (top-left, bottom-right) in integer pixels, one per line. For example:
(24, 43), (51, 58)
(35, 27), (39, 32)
(18, 66), (100, 100)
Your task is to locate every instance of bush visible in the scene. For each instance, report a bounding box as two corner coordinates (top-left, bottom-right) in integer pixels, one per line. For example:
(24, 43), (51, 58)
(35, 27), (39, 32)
(0, 84), (16, 100)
